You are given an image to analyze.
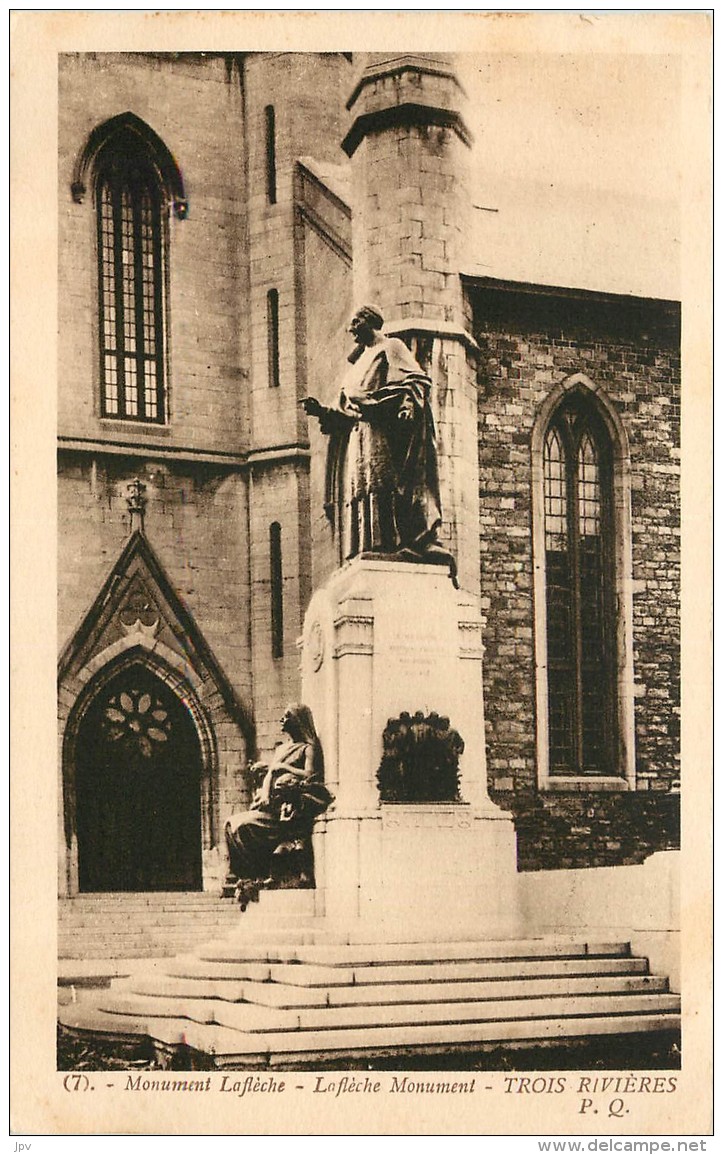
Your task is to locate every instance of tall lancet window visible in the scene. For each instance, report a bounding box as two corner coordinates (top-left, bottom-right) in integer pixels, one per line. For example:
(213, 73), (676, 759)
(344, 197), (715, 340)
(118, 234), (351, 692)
(96, 147), (166, 422)
(543, 396), (616, 776)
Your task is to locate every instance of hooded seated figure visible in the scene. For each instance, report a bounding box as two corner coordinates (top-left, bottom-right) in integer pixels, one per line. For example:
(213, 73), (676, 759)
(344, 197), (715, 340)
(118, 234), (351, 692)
(225, 704), (332, 888)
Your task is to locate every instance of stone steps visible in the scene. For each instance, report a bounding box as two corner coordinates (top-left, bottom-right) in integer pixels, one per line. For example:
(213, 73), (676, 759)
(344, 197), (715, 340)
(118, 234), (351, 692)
(119, 971), (668, 1007)
(60, 910), (240, 926)
(60, 941), (233, 961)
(58, 959), (150, 986)
(58, 892), (242, 960)
(59, 893), (234, 906)
(59, 1001), (681, 1070)
(285, 940), (632, 965)
(193, 937), (633, 964)
(267, 955), (652, 987)
(97, 988), (680, 1032)
(196, 929), (327, 952)
(58, 931), (680, 1067)
(156, 952), (652, 986)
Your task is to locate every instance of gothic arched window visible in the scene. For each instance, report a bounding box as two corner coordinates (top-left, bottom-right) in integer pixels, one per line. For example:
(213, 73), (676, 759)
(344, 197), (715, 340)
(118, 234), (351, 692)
(95, 137), (167, 423)
(542, 393), (618, 777)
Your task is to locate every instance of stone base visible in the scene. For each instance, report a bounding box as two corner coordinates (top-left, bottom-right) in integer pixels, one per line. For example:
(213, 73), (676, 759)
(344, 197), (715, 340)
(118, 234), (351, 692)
(312, 806), (520, 940)
(301, 558), (520, 940)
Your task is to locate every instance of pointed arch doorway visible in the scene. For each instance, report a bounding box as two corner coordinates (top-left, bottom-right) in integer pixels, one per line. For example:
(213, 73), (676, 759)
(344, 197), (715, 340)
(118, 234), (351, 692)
(75, 663), (203, 892)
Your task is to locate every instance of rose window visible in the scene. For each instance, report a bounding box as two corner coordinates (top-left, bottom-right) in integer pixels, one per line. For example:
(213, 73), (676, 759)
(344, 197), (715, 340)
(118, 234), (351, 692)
(103, 688), (172, 757)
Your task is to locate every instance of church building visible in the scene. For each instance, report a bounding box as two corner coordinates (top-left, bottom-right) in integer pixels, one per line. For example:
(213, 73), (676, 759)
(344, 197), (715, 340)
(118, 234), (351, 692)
(57, 52), (680, 969)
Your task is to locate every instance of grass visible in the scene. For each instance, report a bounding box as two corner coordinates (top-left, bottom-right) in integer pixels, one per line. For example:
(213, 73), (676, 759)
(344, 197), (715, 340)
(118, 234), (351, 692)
(58, 1026), (680, 1073)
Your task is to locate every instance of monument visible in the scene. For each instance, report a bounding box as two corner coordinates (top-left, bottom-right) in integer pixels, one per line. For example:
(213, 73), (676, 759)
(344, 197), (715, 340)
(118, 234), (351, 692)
(223, 306), (520, 939)
(299, 307), (520, 940)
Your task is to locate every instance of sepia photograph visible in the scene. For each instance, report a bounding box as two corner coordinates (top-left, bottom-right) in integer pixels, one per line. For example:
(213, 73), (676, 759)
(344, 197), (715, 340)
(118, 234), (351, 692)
(10, 9), (711, 1138)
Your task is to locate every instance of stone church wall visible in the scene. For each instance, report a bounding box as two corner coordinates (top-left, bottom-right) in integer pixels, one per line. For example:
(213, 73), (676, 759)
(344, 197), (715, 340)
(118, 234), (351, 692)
(302, 218), (354, 592)
(241, 53), (351, 754)
(58, 52), (249, 455)
(58, 452), (252, 819)
(472, 284), (681, 870)
(58, 53), (256, 836)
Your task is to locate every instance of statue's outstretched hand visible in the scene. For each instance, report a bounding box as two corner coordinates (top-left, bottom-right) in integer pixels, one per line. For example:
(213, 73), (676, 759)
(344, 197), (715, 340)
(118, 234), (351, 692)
(301, 396), (324, 418)
(303, 396), (356, 435)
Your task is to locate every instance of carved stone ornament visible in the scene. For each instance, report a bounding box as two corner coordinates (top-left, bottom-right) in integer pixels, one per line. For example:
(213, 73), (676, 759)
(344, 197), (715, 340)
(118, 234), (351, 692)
(376, 710), (464, 803)
(308, 620), (325, 672)
(126, 477), (148, 535)
(118, 577), (160, 637)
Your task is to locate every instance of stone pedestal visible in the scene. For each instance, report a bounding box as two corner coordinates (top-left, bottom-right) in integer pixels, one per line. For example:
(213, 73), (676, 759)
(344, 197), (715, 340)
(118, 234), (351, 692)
(301, 558), (520, 939)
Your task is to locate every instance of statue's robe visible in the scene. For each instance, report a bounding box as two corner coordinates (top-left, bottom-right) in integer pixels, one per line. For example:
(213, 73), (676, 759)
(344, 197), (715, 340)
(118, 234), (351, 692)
(225, 730), (331, 882)
(324, 337), (443, 561)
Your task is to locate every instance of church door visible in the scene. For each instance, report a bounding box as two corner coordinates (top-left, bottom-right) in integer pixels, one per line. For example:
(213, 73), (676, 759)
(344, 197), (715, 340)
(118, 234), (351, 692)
(75, 665), (203, 891)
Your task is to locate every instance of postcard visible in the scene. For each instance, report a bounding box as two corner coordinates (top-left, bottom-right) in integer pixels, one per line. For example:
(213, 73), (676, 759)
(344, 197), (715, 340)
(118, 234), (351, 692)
(10, 9), (712, 1139)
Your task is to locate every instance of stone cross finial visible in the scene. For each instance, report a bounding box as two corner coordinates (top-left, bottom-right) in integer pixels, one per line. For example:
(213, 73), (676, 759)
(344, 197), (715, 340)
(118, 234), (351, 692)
(126, 477), (147, 535)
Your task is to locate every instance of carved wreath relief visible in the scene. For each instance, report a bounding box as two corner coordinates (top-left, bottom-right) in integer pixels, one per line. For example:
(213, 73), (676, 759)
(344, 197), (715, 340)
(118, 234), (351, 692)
(376, 711), (464, 803)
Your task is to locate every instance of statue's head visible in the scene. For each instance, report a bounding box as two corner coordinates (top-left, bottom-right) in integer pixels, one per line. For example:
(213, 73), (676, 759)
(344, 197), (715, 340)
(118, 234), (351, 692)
(280, 704), (317, 743)
(349, 305), (384, 346)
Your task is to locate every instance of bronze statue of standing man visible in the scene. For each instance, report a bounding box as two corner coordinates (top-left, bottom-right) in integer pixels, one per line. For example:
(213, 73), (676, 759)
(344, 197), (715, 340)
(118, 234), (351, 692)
(302, 306), (456, 583)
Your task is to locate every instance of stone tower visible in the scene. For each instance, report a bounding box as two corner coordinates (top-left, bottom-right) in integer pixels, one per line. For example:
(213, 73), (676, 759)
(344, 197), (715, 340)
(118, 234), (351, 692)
(342, 53), (481, 593)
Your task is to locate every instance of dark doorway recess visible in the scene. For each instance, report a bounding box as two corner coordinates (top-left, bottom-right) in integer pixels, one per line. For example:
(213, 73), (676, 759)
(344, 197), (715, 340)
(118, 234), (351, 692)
(76, 664), (203, 892)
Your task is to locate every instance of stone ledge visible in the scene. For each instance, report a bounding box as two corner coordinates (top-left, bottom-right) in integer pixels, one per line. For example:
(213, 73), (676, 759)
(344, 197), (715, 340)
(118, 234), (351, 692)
(541, 778), (632, 793)
(342, 103), (472, 158)
(385, 316), (479, 353)
(346, 54), (462, 111)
